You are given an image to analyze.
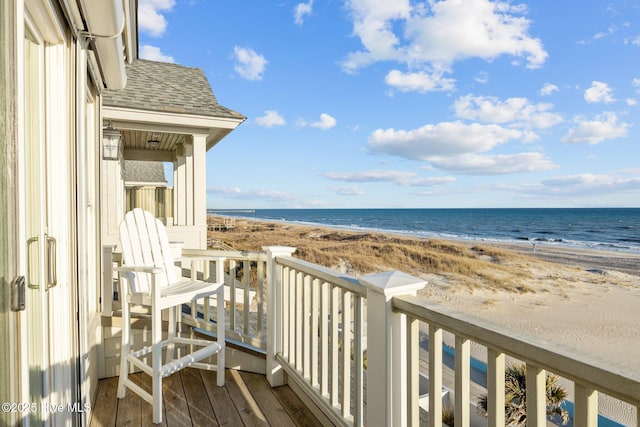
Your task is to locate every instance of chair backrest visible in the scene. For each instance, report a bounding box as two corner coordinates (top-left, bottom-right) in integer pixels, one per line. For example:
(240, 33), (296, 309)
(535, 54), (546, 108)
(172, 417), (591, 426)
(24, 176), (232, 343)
(119, 208), (177, 294)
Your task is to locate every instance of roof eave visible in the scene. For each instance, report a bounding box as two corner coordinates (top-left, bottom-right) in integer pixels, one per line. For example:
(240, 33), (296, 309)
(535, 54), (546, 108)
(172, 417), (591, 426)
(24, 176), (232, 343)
(103, 105), (244, 151)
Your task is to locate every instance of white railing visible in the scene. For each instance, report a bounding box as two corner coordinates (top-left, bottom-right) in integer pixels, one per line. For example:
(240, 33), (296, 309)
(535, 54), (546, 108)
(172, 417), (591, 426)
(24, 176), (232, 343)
(105, 244), (640, 426)
(392, 295), (640, 427)
(178, 249), (269, 349)
(103, 246), (270, 350)
(265, 247), (366, 426)
(260, 246), (640, 427)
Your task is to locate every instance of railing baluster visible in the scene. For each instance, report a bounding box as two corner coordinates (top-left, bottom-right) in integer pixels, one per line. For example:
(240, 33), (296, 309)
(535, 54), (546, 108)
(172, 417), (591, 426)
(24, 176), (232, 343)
(320, 281), (329, 397)
(203, 260), (210, 322)
(295, 272), (303, 371)
(353, 294), (364, 427)
(229, 260), (236, 331)
(525, 363), (546, 427)
(330, 285), (340, 408)
(282, 266), (290, 360)
(303, 274), (311, 379)
(429, 324), (443, 427)
(311, 278), (319, 388)
(574, 384), (598, 427)
(243, 260), (250, 335)
(341, 291), (352, 419)
(289, 268), (297, 364)
(487, 349), (505, 427)
(455, 335), (470, 426)
(257, 260), (264, 339)
(406, 315), (419, 427)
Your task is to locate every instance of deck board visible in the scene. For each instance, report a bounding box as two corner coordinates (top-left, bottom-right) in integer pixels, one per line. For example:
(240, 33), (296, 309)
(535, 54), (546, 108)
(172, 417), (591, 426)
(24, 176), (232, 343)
(180, 368), (219, 427)
(224, 369), (269, 427)
(89, 376), (118, 427)
(200, 369), (244, 426)
(239, 371), (297, 427)
(270, 382), (324, 427)
(91, 369), (320, 426)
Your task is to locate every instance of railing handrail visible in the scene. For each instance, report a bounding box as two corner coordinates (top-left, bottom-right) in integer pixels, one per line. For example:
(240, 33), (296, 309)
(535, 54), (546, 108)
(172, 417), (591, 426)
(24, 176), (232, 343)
(393, 294), (640, 408)
(275, 255), (366, 297)
(181, 248), (268, 262)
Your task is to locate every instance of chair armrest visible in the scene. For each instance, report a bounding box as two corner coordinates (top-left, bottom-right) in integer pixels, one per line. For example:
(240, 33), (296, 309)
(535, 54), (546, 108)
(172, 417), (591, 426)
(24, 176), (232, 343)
(114, 265), (163, 274)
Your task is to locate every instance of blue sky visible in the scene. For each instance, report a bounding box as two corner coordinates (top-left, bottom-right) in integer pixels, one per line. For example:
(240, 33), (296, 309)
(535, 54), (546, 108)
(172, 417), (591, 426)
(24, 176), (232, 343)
(139, 0), (640, 209)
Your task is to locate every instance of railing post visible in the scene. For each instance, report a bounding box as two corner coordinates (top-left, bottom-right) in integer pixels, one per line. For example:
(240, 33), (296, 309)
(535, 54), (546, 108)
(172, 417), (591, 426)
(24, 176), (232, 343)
(264, 246), (296, 387)
(360, 271), (426, 427)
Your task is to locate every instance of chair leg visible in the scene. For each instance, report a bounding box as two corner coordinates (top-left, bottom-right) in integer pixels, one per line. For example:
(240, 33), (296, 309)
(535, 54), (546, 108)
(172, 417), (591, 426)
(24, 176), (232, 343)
(117, 283), (130, 399)
(152, 302), (163, 423)
(165, 306), (176, 364)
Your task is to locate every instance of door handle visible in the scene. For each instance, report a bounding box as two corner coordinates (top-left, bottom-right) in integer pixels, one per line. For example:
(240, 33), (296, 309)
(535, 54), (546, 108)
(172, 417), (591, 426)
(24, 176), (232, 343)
(11, 276), (26, 312)
(45, 235), (57, 290)
(27, 236), (40, 289)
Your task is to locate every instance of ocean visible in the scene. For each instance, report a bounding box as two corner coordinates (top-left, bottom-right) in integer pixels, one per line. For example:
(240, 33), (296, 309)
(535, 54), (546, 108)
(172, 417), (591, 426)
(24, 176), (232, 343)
(209, 208), (640, 254)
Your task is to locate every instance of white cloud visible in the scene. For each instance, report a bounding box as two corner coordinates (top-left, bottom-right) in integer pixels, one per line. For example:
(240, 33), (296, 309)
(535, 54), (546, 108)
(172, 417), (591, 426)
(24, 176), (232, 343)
(138, 0), (175, 37)
(540, 83), (559, 96)
(513, 173), (640, 197)
(593, 26), (616, 40)
(584, 81), (616, 104)
(233, 47), (268, 81)
(302, 113), (337, 129)
(453, 95), (563, 129)
(330, 185), (365, 196)
(427, 152), (557, 175)
(139, 45), (175, 63)
(342, 0), (547, 83)
(385, 70), (456, 93)
(627, 98), (637, 106)
(256, 110), (286, 127)
(368, 121), (524, 160)
(208, 185), (328, 207)
(325, 170), (417, 183)
(562, 112), (630, 145)
(208, 186), (295, 202)
(294, 0), (314, 25)
(324, 169), (455, 186)
(406, 176), (456, 186)
(474, 71), (489, 84)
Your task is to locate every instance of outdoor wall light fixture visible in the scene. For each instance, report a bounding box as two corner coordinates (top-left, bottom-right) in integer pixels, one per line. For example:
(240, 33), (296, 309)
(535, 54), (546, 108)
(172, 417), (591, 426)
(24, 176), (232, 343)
(102, 121), (122, 160)
(147, 133), (161, 147)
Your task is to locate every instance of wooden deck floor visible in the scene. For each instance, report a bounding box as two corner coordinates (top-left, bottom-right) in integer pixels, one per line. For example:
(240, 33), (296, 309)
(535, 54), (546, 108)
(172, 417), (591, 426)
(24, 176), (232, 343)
(89, 368), (322, 427)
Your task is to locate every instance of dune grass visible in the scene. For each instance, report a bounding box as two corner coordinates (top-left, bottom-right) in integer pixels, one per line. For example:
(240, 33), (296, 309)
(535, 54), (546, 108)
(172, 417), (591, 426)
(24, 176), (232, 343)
(208, 217), (543, 293)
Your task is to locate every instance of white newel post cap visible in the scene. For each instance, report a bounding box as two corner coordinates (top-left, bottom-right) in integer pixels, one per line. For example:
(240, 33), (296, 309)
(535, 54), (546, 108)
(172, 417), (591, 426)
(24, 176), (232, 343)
(359, 270), (426, 297)
(263, 246), (296, 256)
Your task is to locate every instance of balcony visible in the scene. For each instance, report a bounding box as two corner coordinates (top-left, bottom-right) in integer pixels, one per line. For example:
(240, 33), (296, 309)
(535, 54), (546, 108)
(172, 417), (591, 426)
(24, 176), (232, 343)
(90, 368), (321, 426)
(100, 246), (640, 426)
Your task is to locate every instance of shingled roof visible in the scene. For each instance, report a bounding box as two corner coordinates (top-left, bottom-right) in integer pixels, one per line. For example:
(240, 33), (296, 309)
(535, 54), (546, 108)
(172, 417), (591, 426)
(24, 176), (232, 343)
(124, 160), (167, 186)
(102, 60), (244, 120)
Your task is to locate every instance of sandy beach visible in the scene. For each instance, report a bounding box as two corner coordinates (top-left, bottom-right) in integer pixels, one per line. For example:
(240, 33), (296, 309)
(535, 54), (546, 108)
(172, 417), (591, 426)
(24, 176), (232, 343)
(208, 215), (640, 425)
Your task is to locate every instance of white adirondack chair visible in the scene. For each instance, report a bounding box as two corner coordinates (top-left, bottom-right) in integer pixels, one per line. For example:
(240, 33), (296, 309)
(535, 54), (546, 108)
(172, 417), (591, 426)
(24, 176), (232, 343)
(115, 208), (226, 424)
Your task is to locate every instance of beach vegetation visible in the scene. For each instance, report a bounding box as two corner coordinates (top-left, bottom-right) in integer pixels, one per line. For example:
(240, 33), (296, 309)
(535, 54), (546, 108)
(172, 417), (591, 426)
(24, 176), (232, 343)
(476, 363), (569, 426)
(208, 217), (540, 293)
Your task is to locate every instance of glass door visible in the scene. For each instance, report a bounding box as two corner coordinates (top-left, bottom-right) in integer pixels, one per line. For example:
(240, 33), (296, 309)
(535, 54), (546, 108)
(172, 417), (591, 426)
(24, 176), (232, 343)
(24, 24), (51, 424)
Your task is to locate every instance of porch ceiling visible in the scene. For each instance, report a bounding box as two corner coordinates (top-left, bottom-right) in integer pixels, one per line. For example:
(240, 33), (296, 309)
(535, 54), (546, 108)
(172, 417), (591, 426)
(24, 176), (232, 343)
(120, 129), (186, 152)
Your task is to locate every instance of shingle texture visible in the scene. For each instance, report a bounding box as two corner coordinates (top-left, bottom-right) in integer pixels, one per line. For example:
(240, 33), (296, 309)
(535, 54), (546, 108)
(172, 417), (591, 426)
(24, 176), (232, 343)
(124, 160), (167, 185)
(103, 60), (244, 120)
